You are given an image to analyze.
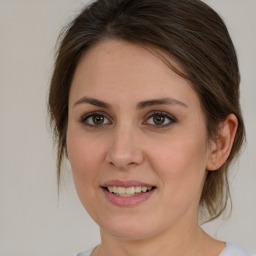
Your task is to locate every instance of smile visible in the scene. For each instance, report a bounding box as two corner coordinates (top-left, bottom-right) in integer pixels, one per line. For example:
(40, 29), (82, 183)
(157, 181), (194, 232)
(106, 186), (154, 197)
(101, 181), (156, 206)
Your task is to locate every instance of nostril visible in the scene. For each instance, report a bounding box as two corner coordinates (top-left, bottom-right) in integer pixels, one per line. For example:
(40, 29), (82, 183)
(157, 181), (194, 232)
(127, 162), (137, 167)
(105, 144), (144, 168)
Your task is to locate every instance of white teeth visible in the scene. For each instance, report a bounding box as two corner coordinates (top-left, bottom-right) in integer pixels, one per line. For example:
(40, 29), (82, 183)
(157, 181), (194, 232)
(126, 187), (135, 195)
(142, 186), (147, 192)
(135, 186), (142, 193)
(107, 186), (153, 196)
(117, 186), (125, 194)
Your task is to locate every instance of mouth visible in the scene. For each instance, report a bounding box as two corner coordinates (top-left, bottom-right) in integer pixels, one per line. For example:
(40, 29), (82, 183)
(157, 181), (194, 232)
(104, 186), (155, 197)
(101, 181), (157, 206)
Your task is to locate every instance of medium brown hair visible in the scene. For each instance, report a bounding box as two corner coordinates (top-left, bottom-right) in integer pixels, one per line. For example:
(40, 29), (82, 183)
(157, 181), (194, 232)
(48, 0), (245, 221)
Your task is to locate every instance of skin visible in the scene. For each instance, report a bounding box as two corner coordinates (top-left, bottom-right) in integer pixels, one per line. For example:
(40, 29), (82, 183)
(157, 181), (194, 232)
(66, 39), (238, 256)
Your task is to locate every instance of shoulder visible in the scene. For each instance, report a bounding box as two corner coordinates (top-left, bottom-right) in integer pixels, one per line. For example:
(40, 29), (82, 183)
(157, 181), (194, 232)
(71, 243), (255, 256)
(72, 248), (93, 256)
(219, 242), (255, 256)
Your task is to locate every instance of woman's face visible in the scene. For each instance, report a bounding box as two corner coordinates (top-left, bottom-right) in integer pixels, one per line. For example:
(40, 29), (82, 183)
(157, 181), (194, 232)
(67, 39), (213, 240)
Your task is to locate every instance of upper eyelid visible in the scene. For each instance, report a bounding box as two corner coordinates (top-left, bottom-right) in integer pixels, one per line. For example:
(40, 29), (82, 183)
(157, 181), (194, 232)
(80, 111), (111, 121)
(144, 110), (176, 121)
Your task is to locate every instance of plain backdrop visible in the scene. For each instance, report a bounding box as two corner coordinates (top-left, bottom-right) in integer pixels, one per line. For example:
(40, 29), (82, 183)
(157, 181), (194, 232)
(0, 0), (255, 255)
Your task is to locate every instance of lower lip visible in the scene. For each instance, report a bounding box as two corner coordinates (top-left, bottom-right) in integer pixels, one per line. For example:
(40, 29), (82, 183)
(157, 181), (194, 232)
(102, 188), (155, 207)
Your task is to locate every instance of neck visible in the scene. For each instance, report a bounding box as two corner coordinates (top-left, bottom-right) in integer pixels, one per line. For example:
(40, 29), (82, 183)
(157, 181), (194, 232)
(99, 221), (210, 256)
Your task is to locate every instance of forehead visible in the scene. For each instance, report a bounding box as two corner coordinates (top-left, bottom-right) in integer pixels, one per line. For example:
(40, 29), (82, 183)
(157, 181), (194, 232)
(70, 39), (200, 108)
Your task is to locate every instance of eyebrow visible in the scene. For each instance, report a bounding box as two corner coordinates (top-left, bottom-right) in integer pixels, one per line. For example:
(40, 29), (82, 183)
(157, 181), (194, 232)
(73, 97), (111, 109)
(73, 96), (188, 109)
(137, 97), (188, 109)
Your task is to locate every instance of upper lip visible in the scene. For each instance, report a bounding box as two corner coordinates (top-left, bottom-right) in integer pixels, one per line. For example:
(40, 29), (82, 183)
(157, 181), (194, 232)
(101, 179), (155, 188)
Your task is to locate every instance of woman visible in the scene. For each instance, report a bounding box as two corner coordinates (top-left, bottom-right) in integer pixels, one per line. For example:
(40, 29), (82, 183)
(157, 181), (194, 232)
(48, 0), (254, 255)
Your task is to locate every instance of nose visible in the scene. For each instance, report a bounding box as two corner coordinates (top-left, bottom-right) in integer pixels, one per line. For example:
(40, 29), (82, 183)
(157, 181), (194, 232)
(106, 125), (144, 169)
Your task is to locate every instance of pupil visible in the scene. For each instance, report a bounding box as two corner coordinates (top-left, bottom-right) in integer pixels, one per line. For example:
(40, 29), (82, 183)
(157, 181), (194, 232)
(154, 115), (165, 125)
(93, 115), (104, 124)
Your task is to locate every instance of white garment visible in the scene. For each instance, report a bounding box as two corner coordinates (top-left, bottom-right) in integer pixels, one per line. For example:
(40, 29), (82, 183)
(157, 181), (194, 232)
(72, 242), (255, 256)
(72, 248), (93, 256)
(219, 242), (255, 256)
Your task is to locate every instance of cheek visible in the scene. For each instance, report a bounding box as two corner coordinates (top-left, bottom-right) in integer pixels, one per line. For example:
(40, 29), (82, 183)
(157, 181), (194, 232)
(151, 133), (208, 170)
(66, 130), (107, 221)
(66, 128), (104, 191)
(149, 134), (209, 204)
(67, 125), (103, 168)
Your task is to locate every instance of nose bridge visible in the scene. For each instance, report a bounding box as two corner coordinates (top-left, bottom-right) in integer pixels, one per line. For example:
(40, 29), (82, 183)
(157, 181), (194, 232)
(106, 121), (143, 168)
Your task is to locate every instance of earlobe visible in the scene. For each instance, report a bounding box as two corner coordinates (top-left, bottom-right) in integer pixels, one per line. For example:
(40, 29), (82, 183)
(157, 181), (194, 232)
(206, 114), (238, 171)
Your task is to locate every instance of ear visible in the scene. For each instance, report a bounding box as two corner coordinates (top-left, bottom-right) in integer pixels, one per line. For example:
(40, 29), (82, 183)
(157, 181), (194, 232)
(206, 114), (238, 171)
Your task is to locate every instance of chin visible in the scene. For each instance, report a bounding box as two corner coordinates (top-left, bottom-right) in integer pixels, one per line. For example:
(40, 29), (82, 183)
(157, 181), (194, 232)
(97, 213), (166, 240)
(104, 225), (155, 240)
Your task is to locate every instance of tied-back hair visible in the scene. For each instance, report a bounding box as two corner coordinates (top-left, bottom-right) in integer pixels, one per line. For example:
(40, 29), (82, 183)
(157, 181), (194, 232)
(48, 0), (245, 222)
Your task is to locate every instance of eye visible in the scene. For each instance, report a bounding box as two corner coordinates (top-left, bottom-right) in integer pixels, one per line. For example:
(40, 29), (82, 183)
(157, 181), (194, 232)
(80, 112), (111, 127)
(144, 111), (176, 128)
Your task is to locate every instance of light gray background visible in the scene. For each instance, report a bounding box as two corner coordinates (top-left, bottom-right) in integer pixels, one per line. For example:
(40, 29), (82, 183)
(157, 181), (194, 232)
(0, 1), (255, 255)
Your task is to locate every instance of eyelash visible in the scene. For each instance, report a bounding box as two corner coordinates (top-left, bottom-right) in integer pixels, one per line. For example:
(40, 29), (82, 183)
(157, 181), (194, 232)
(80, 111), (176, 129)
(144, 111), (177, 128)
(80, 111), (112, 128)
